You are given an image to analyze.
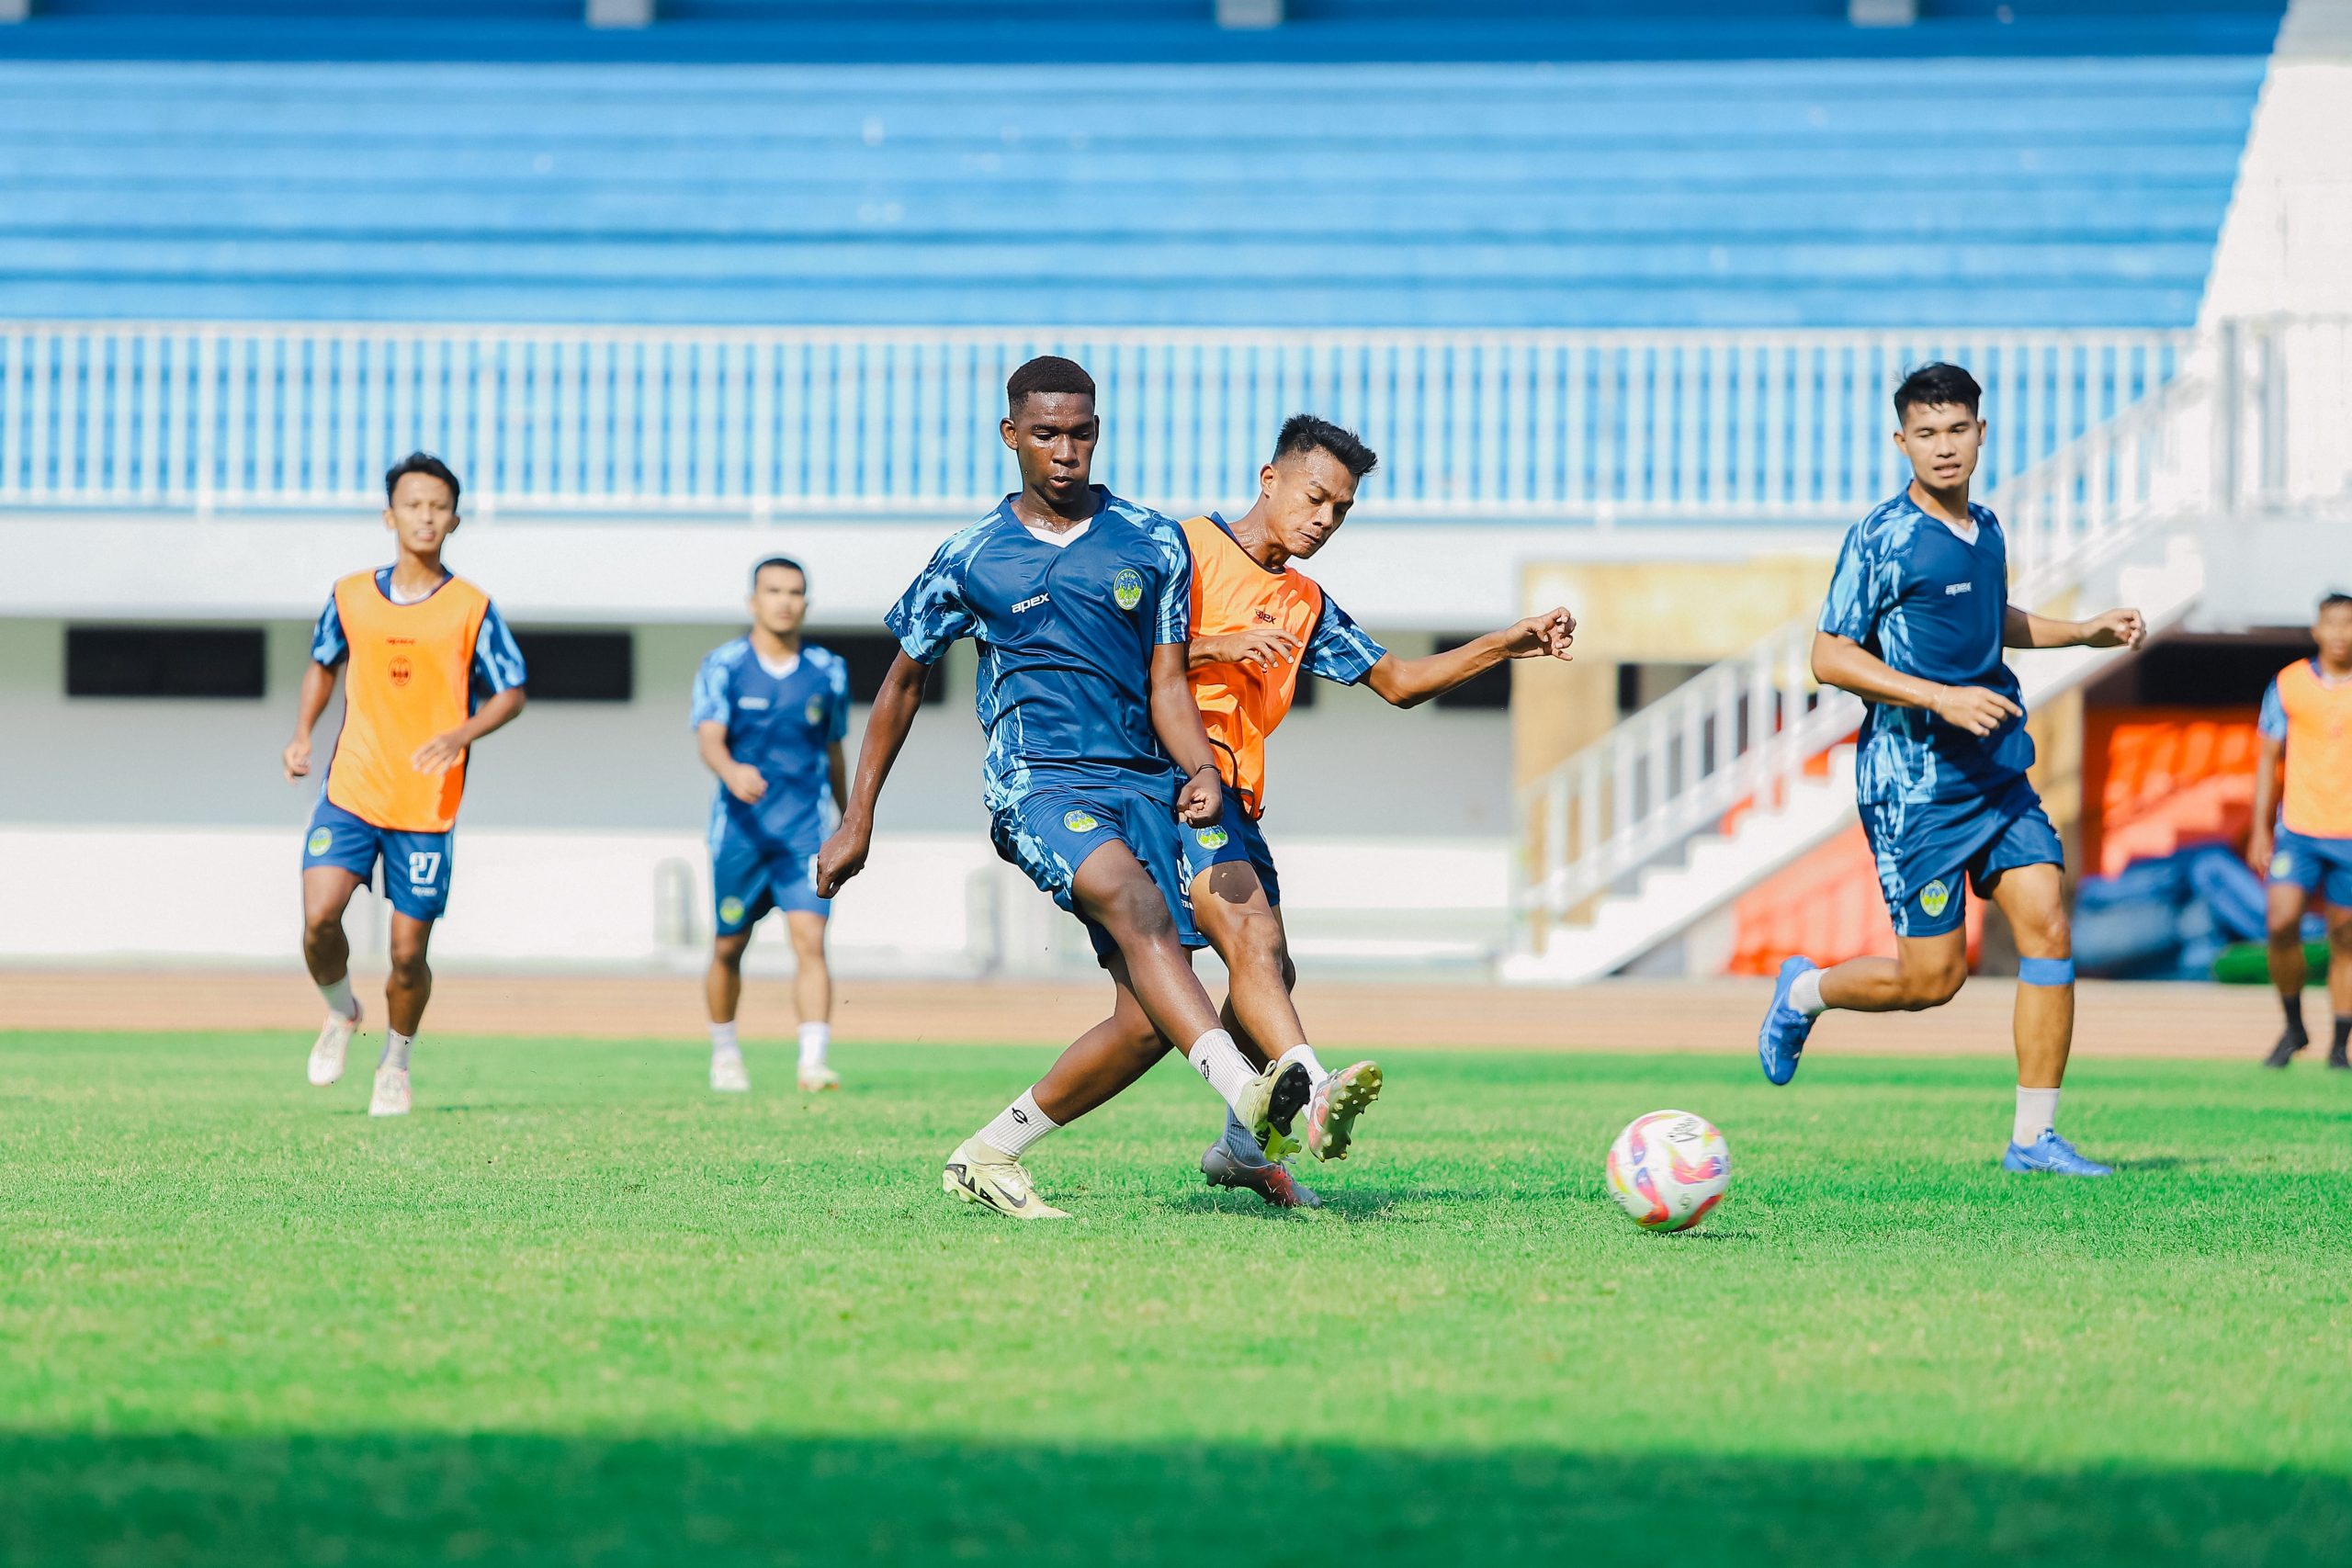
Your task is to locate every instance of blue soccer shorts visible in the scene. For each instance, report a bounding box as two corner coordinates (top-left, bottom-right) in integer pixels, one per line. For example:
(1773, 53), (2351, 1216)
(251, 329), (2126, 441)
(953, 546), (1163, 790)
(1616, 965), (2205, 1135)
(989, 777), (1204, 965)
(710, 827), (831, 936)
(1178, 795), (1283, 908)
(2268, 827), (2352, 908)
(1860, 778), (2064, 939)
(301, 795), (454, 922)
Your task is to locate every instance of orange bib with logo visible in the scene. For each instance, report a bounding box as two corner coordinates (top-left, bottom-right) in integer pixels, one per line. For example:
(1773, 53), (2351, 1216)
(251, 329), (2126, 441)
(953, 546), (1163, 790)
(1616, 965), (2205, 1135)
(324, 571), (491, 832)
(2278, 659), (2352, 839)
(1182, 516), (1330, 820)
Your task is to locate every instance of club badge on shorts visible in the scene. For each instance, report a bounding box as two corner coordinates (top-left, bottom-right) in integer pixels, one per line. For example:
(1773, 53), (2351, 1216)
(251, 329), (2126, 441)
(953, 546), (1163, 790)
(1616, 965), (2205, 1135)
(306, 827), (333, 856)
(718, 896), (746, 925)
(1195, 826), (1230, 850)
(1063, 810), (1100, 833)
(1919, 880), (1951, 919)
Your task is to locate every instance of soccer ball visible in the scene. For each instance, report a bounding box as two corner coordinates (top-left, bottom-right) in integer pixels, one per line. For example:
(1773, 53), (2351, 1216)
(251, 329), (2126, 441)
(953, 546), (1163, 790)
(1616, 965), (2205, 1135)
(1605, 1110), (1731, 1233)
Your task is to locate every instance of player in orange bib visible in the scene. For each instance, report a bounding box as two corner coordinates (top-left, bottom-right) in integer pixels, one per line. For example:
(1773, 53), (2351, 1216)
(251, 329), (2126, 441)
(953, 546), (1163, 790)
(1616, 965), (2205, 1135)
(2251, 592), (2352, 1068)
(1056, 415), (1575, 1207)
(280, 454), (528, 1116)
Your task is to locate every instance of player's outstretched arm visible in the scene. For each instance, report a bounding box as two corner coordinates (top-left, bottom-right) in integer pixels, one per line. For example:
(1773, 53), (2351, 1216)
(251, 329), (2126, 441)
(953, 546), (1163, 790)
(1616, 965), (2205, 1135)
(413, 686), (526, 775)
(1363, 607), (1576, 709)
(1812, 630), (2019, 739)
(2003, 604), (2146, 650)
(696, 720), (766, 806)
(1148, 642), (1225, 826)
(815, 651), (929, 896)
(282, 660), (342, 783)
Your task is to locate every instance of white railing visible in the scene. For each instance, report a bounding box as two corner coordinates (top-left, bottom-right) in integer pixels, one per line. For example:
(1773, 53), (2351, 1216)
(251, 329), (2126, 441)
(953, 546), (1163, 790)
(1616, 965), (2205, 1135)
(1513, 327), (2252, 937)
(0, 322), (2182, 518)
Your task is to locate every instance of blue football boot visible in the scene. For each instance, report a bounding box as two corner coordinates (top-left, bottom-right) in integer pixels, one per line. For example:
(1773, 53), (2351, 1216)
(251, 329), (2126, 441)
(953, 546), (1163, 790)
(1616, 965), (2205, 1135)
(2001, 1130), (2114, 1178)
(1756, 955), (1819, 1086)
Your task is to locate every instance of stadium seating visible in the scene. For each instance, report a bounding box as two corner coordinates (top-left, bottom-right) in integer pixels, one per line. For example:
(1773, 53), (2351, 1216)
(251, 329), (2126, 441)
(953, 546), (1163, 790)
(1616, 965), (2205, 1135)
(0, 2), (2282, 325)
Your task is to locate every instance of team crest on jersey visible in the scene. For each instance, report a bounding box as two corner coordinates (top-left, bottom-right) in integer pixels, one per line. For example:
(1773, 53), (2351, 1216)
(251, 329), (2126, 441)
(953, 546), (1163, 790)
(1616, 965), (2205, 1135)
(1112, 568), (1145, 612)
(1919, 880), (1951, 919)
(1063, 810), (1100, 833)
(718, 897), (746, 926)
(805, 696), (825, 726)
(388, 655), (413, 687)
(1195, 827), (1230, 851)
(306, 827), (333, 856)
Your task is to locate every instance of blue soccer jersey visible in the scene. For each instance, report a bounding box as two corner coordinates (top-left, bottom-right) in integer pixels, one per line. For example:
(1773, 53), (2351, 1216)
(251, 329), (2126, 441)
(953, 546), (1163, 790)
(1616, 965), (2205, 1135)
(690, 638), (851, 852)
(886, 488), (1193, 810)
(1819, 491), (2031, 806)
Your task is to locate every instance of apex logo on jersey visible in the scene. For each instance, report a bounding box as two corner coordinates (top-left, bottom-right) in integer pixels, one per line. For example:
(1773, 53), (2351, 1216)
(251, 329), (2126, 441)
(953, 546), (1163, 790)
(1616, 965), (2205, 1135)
(306, 827), (333, 856)
(718, 897), (746, 925)
(1062, 810), (1100, 833)
(1112, 568), (1144, 612)
(1919, 879), (1951, 918)
(1943, 581), (1974, 597)
(1195, 826), (1229, 850)
(1012, 592), (1050, 614)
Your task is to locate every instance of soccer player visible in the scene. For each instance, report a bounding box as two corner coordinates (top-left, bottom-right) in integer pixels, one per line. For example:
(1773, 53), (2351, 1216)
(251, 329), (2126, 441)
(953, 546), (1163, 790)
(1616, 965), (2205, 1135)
(2249, 592), (2352, 1069)
(281, 453), (527, 1117)
(691, 556), (852, 1094)
(1094, 415), (1576, 1208)
(1754, 364), (2143, 1176)
(815, 355), (1310, 1220)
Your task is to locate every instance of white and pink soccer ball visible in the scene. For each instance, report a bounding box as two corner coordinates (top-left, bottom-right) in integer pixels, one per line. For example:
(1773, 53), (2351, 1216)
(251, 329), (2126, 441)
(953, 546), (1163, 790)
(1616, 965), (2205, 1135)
(1605, 1110), (1731, 1233)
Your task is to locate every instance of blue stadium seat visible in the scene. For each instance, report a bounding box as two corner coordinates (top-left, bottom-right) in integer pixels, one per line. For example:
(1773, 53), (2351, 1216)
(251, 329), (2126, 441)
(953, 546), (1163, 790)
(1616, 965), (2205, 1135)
(0, 4), (2281, 326)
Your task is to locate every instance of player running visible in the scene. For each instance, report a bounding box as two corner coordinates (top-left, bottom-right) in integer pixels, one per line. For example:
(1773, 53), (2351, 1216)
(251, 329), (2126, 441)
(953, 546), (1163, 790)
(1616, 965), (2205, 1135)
(282, 453), (527, 1116)
(2250, 592), (2352, 1069)
(1073, 414), (1575, 1208)
(1754, 364), (2143, 1176)
(815, 355), (1310, 1220)
(692, 556), (852, 1095)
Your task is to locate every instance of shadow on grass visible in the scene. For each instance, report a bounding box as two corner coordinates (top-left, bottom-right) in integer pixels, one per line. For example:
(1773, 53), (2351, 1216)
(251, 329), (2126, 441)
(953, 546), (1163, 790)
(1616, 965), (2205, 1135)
(3, 1432), (2346, 1568)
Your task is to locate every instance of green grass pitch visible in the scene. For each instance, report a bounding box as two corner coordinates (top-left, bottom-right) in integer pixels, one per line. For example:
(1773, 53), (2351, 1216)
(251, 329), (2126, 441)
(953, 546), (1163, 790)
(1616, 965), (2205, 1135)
(3, 1027), (2349, 1566)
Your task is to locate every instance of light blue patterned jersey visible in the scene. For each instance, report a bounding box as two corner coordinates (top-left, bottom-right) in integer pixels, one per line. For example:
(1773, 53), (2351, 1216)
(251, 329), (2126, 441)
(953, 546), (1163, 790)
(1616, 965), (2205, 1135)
(887, 488), (1192, 810)
(690, 637), (849, 852)
(1820, 491), (2032, 806)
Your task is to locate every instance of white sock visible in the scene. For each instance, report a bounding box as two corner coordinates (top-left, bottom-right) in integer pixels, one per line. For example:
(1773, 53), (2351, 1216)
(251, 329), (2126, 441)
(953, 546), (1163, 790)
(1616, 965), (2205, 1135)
(797, 1021), (830, 1073)
(319, 974), (356, 1021)
(710, 1021), (740, 1059)
(1276, 1043), (1329, 1083)
(2014, 1086), (2061, 1147)
(1790, 966), (1827, 1018)
(1184, 1029), (1261, 1114)
(978, 1089), (1057, 1158)
(380, 1030), (413, 1073)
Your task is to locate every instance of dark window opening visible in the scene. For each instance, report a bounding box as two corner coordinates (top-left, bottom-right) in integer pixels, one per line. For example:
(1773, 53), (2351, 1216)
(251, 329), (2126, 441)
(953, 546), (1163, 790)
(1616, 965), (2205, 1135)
(512, 630), (632, 703)
(1431, 634), (1512, 710)
(823, 630), (946, 705)
(66, 626), (266, 698)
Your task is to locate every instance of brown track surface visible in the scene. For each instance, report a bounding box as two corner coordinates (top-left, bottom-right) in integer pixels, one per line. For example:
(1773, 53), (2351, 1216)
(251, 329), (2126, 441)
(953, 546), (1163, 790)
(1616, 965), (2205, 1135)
(0, 967), (2288, 1060)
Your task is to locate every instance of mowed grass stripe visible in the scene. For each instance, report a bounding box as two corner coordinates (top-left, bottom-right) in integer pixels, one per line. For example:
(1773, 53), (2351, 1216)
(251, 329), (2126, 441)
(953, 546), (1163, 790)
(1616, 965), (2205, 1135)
(3, 1031), (2348, 1566)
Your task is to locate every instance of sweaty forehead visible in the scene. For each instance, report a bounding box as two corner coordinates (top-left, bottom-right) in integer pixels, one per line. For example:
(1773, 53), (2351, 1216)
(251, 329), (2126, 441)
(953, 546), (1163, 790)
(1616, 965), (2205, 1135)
(1012, 391), (1095, 424)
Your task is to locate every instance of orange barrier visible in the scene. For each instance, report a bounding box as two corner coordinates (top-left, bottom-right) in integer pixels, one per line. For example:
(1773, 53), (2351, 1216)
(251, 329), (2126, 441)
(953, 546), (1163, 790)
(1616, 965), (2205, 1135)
(2081, 709), (2261, 877)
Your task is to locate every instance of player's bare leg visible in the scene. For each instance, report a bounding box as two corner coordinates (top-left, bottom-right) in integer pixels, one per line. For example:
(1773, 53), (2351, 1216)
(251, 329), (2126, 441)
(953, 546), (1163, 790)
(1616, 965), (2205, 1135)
(944, 844), (1311, 1219)
(1812, 932), (1970, 1015)
(786, 910), (838, 1090)
(705, 929), (753, 1092)
(1193, 866), (1379, 1163)
(2263, 881), (2312, 1066)
(370, 913), (433, 1117)
(300, 865), (367, 1087)
(1985, 864), (2106, 1173)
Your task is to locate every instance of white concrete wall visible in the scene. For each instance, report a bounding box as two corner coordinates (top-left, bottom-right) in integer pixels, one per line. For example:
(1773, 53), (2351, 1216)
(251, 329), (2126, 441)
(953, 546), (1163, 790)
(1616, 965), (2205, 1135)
(2200, 0), (2352, 322)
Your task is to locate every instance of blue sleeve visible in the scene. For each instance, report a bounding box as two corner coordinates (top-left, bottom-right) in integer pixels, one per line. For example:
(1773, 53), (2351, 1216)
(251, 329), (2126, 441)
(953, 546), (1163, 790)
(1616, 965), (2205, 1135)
(470, 602), (527, 698)
(1819, 524), (1894, 644)
(826, 655), (851, 742)
(1304, 594), (1386, 685)
(2259, 679), (2287, 743)
(690, 649), (732, 731)
(1153, 525), (1192, 646)
(309, 594), (346, 666)
(885, 544), (977, 665)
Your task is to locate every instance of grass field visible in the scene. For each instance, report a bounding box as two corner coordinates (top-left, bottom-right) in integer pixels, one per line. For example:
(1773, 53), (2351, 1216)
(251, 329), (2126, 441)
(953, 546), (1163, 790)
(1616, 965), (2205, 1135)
(4, 1027), (2350, 1566)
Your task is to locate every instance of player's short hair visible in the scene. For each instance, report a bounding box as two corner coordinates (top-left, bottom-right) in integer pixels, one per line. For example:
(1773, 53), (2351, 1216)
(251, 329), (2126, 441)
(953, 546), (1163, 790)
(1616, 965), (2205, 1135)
(1894, 363), (1982, 422)
(384, 451), (461, 508)
(1006, 355), (1095, 412)
(1272, 413), (1379, 479)
(2320, 592), (2352, 615)
(752, 555), (808, 591)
